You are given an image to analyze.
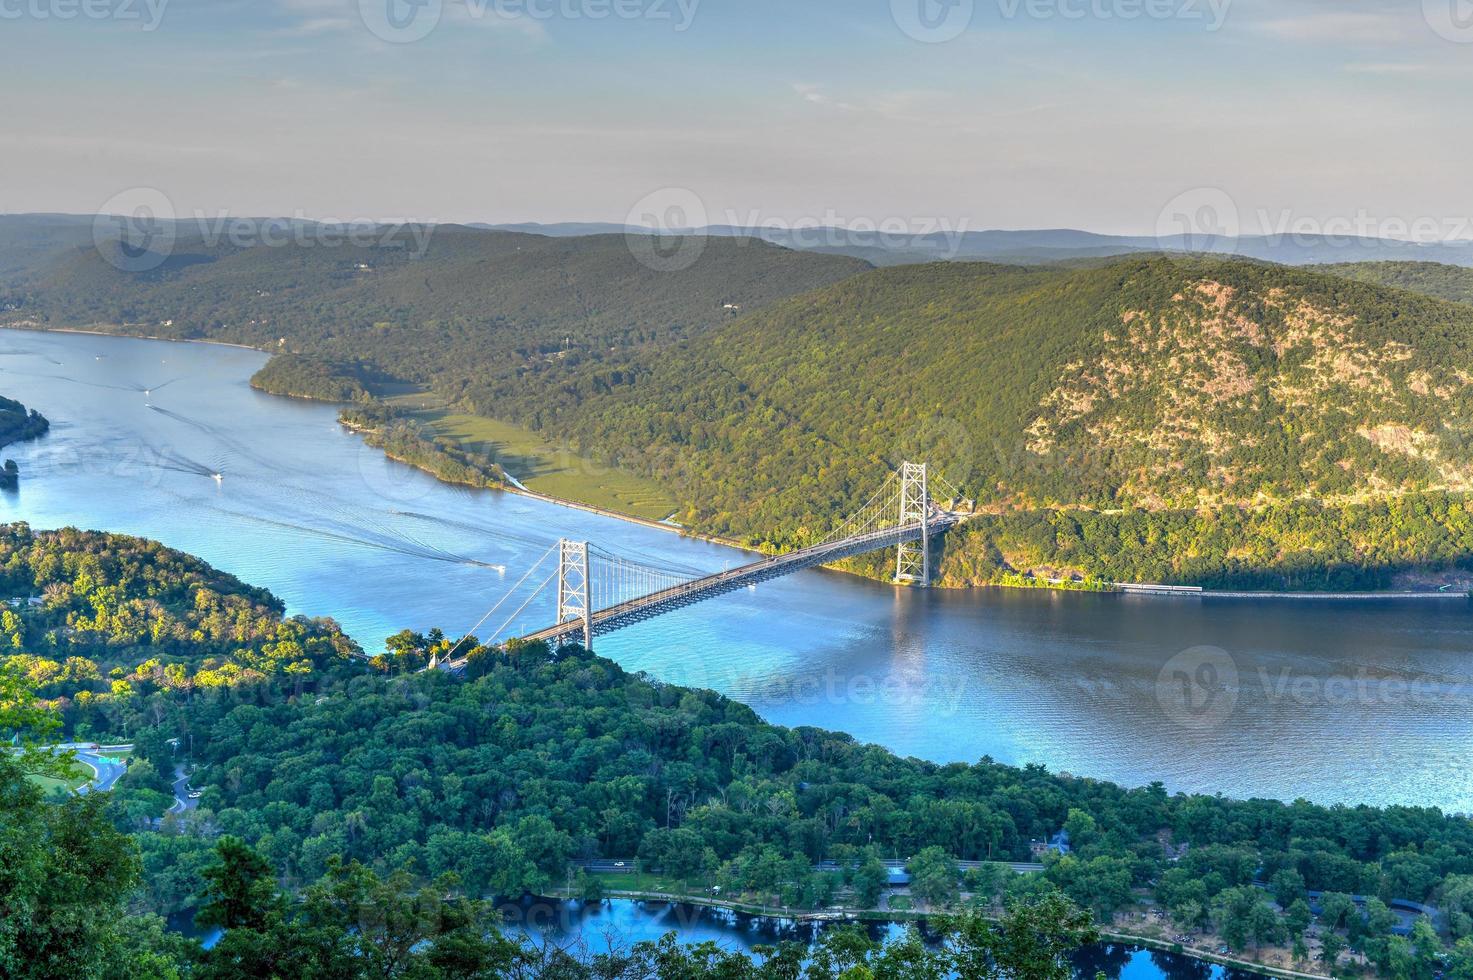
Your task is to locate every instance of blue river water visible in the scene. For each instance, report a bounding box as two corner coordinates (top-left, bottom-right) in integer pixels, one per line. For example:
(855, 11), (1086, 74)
(497, 897), (1259, 980)
(177, 896), (1257, 979)
(2, 327), (1472, 812)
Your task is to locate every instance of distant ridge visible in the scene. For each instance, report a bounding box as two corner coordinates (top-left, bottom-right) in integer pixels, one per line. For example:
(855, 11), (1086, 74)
(8, 213), (1473, 270)
(474, 220), (1473, 268)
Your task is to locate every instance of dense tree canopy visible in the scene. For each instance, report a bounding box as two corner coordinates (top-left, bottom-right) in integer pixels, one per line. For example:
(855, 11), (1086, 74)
(6, 528), (1473, 976)
(0, 393), (48, 451)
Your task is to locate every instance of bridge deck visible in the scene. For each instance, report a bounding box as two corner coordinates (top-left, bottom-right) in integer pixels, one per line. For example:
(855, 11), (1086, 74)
(448, 511), (959, 665)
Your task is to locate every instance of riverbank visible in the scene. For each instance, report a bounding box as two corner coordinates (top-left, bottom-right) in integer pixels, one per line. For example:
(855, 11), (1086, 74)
(5, 322), (267, 353)
(12, 323), (1473, 601)
(548, 886), (1326, 980)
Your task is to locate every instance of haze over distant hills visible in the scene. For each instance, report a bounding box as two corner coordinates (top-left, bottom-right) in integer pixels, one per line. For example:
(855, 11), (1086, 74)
(479, 220), (1473, 268)
(9, 213), (1473, 274)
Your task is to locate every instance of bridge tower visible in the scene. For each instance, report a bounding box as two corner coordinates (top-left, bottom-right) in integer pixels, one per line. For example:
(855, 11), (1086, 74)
(556, 539), (593, 651)
(895, 461), (931, 586)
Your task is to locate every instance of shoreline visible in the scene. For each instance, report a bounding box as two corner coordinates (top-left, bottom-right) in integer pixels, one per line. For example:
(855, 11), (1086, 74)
(10, 324), (1471, 602)
(1201, 590), (1465, 601)
(2, 322), (270, 354)
(500, 482), (758, 554)
(1115, 585), (1470, 602)
(551, 887), (1317, 980)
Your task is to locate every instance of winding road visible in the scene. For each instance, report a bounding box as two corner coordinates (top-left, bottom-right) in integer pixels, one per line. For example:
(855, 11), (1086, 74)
(168, 764), (198, 814)
(47, 743), (131, 794)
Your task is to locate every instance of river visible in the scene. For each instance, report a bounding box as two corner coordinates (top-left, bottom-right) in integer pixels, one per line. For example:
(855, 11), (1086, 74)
(498, 897), (1259, 979)
(2, 327), (1472, 812)
(175, 895), (1259, 979)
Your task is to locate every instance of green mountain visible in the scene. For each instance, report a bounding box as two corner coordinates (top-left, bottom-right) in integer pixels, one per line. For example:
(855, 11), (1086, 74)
(10, 218), (1473, 589)
(1320, 260), (1473, 306)
(475, 256), (1473, 588)
(1, 224), (870, 392)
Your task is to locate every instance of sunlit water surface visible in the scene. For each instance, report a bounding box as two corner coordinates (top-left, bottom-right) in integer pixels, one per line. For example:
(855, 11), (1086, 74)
(3, 329), (1471, 810)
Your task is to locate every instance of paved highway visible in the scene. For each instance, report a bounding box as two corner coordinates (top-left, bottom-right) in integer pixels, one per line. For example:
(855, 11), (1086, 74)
(168, 765), (199, 815)
(46, 743), (132, 794)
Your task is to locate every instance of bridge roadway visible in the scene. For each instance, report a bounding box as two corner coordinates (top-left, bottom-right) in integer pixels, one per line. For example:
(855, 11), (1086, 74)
(452, 510), (960, 662)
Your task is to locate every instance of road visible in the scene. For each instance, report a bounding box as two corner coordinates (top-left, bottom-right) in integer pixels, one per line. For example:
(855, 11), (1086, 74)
(45, 742), (132, 794)
(168, 764), (198, 815)
(582, 858), (1045, 876)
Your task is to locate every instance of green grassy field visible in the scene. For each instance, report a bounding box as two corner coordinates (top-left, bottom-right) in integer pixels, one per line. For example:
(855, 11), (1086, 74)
(380, 390), (678, 521)
(28, 770), (90, 797)
(586, 870), (688, 893)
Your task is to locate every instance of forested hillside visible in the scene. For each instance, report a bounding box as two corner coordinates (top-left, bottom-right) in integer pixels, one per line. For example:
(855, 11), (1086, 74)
(1, 223), (868, 382)
(1320, 261), (1473, 306)
(6, 527), (1473, 978)
(0, 524), (360, 737)
(248, 353), (372, 402)
(460, 256), (1473, 587)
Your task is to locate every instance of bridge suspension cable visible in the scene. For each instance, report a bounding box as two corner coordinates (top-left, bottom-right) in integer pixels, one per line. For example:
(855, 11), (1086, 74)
(435, 540), (560, 666)
(587, 546), (694, 612)
(812, 470), (902, 548)
(437, 460), (961, 670)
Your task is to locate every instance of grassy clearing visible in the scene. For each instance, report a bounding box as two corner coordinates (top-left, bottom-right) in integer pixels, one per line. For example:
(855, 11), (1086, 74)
(28, 770), (90, 797)
(379, 390), (678, 521)
(586, 870), (699, 893)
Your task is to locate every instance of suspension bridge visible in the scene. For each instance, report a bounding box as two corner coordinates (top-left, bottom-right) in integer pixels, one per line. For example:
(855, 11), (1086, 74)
(436, 462), (963, 670)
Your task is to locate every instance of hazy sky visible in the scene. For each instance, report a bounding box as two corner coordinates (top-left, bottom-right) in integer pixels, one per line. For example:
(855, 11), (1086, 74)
(3, 0), (1472, 235)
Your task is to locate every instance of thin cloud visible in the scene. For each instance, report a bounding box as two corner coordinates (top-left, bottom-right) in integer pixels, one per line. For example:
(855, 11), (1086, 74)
(1345, 61), (1473, 77)
(270, 0), (547, 42)
(792, 84), (857, 112)
(1253, 10), (1410, 43)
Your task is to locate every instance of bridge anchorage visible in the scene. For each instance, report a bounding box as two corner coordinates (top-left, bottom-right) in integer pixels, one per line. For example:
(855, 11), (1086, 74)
(440, 461), (961, 669)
